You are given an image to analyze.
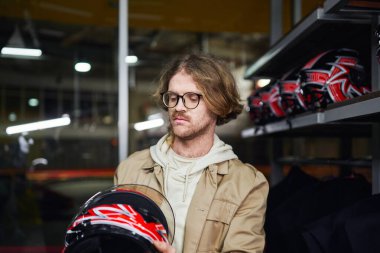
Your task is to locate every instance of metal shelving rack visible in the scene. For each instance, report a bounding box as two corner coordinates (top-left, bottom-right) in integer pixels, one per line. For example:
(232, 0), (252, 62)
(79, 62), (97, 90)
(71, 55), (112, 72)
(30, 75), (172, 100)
(242, 0), (380, 193)
(242, 91), (380, 138)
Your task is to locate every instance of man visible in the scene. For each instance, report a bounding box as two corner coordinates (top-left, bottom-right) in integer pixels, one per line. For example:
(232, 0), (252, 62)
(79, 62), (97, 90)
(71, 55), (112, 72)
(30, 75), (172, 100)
(114, 53), (269, 253)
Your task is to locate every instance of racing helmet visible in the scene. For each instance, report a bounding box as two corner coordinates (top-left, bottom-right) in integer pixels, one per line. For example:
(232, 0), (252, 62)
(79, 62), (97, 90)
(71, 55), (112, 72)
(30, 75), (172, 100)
(279, 69), (307, 116)
(299, 48), (370, 110)
(266, 81), (286, 119)
(247, 88), (265, 125)
(247, 80), (278, 125)
(63, 184), (175, 253)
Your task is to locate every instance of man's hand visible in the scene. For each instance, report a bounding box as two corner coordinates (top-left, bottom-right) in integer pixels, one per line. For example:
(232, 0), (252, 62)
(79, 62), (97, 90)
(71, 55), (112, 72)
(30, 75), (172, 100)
(153, 241), (176, 253)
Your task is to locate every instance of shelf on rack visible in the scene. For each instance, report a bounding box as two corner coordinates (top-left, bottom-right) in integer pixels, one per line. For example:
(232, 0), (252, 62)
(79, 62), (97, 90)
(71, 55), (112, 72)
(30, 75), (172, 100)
(241, 91), (380, 138)
(244, 7), (372, 79)
(324, 0), (380, 14)
(277, 157), (372, 168)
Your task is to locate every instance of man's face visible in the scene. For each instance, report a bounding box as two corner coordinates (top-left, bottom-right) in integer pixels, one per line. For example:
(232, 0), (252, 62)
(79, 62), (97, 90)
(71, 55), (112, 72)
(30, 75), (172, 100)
(167, 70), (217, 140)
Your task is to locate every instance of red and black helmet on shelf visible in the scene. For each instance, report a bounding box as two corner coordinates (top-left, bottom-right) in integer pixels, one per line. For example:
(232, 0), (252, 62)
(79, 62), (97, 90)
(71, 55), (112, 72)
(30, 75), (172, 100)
(266, 81), (286, 119)
(63, 184), (175, 253)
(247, 88), (265, 125)
(299, 48), (370, 110)
(247, 80), (281, 124)
(278, 69), (307, 116)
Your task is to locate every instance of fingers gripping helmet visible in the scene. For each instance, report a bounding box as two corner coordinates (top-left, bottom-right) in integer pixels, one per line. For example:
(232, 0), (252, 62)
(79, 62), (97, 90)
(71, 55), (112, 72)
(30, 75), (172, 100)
(300, 48), (370, 110)
(63, 184), (175, 253)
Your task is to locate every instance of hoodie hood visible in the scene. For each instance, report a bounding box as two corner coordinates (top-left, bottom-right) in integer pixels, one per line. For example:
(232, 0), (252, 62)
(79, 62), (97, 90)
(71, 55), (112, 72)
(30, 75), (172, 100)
(150, 133), (237, 176)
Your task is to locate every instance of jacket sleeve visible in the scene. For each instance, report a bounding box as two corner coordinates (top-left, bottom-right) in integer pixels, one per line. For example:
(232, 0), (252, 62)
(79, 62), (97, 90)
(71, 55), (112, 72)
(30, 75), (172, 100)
(222, 169), (269, 253)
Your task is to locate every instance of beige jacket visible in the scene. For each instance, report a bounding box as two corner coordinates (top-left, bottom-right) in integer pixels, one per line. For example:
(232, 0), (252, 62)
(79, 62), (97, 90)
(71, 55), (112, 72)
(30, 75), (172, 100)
(114, 149), (269, 253)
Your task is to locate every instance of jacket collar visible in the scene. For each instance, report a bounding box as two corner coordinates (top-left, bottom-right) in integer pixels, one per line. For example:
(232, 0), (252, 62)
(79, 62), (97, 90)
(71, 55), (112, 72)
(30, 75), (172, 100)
(216, 160), (229, 175)
(142, 158), (230, 175)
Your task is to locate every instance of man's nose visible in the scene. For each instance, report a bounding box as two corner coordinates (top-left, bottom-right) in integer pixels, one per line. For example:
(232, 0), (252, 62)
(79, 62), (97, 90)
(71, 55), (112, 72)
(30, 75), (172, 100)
(175, 97), (186, 110)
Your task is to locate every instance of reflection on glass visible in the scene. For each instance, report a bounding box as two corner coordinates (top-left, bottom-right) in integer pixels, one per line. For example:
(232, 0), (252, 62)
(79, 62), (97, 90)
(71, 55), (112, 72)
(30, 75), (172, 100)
(0, 2), (118, 251)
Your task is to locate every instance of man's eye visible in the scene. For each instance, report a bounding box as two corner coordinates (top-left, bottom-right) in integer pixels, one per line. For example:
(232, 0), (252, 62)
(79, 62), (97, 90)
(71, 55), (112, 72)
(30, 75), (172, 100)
(187, 94), (198, 101)
(169, 96), (177, 102)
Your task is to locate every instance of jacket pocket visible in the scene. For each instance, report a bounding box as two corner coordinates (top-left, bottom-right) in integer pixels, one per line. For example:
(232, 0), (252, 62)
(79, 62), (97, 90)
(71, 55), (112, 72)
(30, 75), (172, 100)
(198, 200), (238, 252)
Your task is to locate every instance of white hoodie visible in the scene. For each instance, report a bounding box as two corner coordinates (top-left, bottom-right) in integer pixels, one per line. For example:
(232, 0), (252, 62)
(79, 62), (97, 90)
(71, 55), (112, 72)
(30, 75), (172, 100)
(150, 134), (237, 253)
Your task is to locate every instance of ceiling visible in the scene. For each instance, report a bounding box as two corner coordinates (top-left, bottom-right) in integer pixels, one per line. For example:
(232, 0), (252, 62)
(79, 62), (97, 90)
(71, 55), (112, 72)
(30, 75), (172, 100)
(0, 0), (326, 66)
(0, 0), (324, 85)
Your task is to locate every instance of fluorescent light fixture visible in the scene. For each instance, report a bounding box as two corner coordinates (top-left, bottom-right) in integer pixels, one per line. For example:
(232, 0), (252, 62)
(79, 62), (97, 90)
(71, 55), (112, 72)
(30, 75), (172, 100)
(257, 79), (271, 88)
(147, 113), (163, 120)
(6, 115), (71, 135)
(134, 118), (164, 131)
(1, 47), (42, 57)
(125, 55), (138, 64)
(75, 62), (91, 72)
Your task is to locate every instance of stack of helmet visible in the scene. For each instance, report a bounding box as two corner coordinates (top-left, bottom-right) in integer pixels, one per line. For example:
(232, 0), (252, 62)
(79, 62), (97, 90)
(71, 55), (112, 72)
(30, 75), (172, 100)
(247, 48), (371, 125)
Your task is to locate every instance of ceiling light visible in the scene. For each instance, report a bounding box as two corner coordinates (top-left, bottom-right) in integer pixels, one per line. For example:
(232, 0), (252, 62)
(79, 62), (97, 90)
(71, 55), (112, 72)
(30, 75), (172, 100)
(1, 47), (42, 57)
(75, 62), (91, 72)
(6, 115), (71, 135)
(8, 112), (17, 122)
(134, 118), (164, 131)
(28, 98), (39, 107)
(125, 55), (138, 64)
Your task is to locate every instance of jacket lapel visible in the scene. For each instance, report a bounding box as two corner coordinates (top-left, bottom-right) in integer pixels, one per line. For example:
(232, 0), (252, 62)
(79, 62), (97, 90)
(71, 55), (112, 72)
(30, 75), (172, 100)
(141, 158), (165, 194)
(153, 164), (165, 193)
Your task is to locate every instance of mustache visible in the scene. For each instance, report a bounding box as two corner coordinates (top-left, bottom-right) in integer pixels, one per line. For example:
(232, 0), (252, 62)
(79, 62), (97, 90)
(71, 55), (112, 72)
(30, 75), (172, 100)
(170, 111), (189, 120)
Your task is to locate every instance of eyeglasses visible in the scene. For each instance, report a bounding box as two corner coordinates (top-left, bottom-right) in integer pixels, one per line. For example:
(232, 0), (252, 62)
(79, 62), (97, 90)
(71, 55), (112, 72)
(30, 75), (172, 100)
(161, 91), (202, 109)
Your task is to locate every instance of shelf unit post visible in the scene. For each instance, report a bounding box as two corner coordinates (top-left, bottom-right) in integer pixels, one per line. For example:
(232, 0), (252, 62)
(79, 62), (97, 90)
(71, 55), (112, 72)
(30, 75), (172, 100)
(372, 15), (380, 194)
(270, 0), (283, 46)
(339, 137), (353, 177)
(270, 137), (284, 186)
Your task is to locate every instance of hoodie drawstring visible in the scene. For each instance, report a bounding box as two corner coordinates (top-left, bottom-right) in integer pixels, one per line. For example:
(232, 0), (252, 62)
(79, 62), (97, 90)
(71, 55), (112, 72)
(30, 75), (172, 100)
(183, 167), (192, 202)
(164, 162), (170, 196)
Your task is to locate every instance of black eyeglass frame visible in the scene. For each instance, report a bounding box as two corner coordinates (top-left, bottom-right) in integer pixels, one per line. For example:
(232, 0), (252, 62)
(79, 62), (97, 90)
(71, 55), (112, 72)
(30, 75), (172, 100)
(161, 91), (203, 109)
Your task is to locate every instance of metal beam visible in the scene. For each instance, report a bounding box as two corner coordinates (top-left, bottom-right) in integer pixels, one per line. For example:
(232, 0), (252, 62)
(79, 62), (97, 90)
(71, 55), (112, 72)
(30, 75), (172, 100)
(118, 0), (129, 162)
(270, 0), (283, 45)
(372, 15), (380, 194)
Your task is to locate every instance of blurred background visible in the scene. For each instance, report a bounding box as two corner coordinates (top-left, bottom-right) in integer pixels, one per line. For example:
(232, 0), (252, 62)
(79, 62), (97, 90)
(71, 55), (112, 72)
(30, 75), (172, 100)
(1, 0), (362, 251)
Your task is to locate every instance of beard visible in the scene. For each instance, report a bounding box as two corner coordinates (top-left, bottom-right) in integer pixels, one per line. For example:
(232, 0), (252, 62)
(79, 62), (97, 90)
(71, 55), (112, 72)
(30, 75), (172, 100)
(168, 111), (216, 141)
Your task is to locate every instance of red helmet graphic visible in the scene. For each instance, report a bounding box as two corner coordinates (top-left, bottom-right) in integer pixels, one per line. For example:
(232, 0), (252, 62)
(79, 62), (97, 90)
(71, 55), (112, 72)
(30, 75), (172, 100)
(63, 184), (175, 253)
(266, 82), (286, 119)
(300, 48), (370, 110)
